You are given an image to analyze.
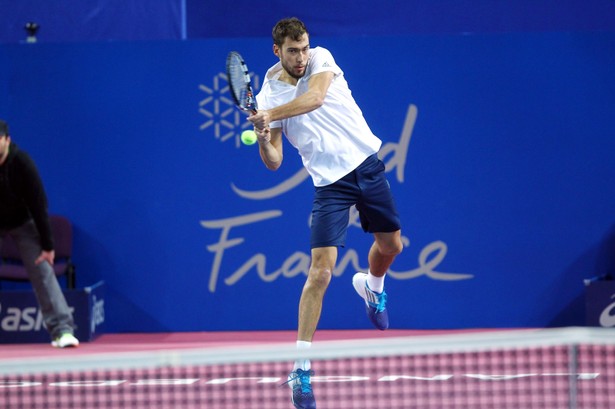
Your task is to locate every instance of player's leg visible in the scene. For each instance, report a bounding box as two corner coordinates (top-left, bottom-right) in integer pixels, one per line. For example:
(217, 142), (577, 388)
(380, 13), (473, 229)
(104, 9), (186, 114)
(369, 230), (403, 277)
(288, 246), (336, 409)
(352, 154), (403, 329)
(289, 174), (355, 409)
(297, 246), (337, 342)
(301, 172), (355, 340)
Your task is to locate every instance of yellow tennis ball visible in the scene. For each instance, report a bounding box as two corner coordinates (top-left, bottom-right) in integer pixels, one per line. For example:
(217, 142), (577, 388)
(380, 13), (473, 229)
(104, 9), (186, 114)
(241, 130), (257, 145)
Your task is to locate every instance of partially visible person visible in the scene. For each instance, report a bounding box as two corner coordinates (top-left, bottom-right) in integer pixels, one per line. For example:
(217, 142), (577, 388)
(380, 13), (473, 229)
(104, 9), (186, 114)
(248, 18), (403, 409)
(0, 119), (78, 348)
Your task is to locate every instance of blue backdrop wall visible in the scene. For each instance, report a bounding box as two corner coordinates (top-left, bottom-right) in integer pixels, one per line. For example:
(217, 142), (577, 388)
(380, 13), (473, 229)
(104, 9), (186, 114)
(1, 0), (614, 43)
(2, 30), (614, 332)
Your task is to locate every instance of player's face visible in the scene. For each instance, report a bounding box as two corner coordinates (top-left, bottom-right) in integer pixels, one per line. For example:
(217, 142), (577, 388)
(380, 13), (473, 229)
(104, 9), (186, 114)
(274, 33), (310, 80)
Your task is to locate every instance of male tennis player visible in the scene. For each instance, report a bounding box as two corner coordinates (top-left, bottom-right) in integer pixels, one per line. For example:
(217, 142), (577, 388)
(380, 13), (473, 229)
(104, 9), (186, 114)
(248, 18), (403, 409)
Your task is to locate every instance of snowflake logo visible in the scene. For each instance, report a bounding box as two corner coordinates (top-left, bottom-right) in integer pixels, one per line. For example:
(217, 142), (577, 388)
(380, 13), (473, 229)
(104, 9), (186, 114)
(199, 72), (260, 147)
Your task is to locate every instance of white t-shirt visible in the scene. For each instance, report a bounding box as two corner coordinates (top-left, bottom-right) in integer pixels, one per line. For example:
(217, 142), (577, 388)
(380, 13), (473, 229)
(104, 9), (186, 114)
(256, 47), (382, 187)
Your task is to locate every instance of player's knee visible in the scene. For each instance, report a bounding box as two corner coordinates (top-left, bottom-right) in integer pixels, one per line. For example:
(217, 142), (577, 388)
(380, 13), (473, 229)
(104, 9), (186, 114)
(381, 239), (403, 257)
(308, 266), (332, 288)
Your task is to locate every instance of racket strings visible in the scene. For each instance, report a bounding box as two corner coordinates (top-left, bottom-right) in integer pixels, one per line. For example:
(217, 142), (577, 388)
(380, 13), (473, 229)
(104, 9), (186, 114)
(226, 53), (256, 112)
(228, 60), (248, 102)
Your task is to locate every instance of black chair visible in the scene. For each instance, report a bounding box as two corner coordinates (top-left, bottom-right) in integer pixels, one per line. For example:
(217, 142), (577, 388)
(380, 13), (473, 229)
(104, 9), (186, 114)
(0, 215), (76, 289)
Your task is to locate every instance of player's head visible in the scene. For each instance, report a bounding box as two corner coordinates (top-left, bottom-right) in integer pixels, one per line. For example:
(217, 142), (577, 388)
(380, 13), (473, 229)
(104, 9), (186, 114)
(272, 17), (308, 47)
(272, 18), (310, 80)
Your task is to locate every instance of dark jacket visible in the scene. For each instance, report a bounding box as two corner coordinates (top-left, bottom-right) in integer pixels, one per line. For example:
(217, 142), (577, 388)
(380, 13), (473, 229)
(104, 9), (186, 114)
(0, 142), (54, 250)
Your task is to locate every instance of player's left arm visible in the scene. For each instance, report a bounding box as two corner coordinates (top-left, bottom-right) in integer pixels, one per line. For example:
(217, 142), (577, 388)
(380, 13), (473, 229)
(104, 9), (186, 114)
(249, 71), (334, 129)
(256, 126), (283, 171)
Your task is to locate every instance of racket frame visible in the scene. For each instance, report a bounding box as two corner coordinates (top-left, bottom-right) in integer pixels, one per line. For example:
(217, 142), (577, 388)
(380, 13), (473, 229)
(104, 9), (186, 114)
(226, 51), (257, 114)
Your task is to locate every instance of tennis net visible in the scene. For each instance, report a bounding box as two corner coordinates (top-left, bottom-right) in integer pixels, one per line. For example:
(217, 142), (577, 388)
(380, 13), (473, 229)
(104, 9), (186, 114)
(1, 327), (614, 408)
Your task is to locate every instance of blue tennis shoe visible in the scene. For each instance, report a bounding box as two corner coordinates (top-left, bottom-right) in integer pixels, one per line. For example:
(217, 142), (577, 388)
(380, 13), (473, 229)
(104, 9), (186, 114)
(286, 369), (316, 409)
(352, 272), (389, 330)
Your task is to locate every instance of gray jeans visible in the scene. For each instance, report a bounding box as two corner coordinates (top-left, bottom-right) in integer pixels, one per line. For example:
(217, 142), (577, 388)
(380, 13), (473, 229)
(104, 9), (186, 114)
(1, 219), (75, 339)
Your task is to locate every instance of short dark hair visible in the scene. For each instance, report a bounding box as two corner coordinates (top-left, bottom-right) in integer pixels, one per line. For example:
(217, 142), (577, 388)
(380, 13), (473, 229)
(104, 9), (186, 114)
(0, 120), (8, 137)
(272, 17), (308, 46)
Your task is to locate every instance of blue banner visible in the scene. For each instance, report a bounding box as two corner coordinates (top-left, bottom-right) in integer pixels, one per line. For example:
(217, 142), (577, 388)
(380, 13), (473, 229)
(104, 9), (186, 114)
(585, 281), (615, 327)
(2, 32), (615, 333)
(0, 282), (105, 343)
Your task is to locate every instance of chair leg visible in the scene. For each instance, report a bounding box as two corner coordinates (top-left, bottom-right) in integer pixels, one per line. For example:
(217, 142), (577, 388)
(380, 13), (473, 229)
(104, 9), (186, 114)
(67, 264), (76, 289)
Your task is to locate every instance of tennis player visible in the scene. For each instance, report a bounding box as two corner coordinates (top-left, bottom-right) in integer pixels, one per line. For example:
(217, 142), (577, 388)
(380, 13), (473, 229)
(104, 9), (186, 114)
(248, 18), (403, 409)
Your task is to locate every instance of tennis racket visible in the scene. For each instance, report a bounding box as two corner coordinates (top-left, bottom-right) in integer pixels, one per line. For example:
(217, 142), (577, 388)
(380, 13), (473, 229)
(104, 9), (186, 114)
(226, 51), (257, 114)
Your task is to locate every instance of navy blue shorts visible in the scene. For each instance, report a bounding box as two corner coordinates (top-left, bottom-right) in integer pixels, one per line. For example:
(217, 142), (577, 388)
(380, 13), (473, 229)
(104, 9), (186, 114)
(310, 154), (401, 249)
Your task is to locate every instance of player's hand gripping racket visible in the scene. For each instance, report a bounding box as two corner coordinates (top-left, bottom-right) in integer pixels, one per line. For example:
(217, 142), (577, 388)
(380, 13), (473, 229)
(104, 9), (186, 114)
(226, 51), (257, 114)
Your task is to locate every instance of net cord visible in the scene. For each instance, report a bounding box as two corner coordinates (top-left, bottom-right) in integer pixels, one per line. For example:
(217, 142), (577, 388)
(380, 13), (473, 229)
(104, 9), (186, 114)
(2, 326), (614, 376)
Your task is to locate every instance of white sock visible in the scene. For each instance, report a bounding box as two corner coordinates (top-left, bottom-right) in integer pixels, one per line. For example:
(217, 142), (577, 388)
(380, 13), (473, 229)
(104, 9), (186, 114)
(367, 270), (385, 294)
(294, 340), (311, 371)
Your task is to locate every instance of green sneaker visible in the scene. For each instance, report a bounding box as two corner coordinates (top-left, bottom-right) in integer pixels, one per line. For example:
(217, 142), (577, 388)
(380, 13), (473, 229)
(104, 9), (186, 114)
(51, 333), (80, 348)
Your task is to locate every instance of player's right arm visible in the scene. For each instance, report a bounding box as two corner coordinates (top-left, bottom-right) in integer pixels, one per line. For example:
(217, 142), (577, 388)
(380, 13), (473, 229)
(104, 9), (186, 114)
(256, 127), (283, 170)
(249, 71), (334, 130)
